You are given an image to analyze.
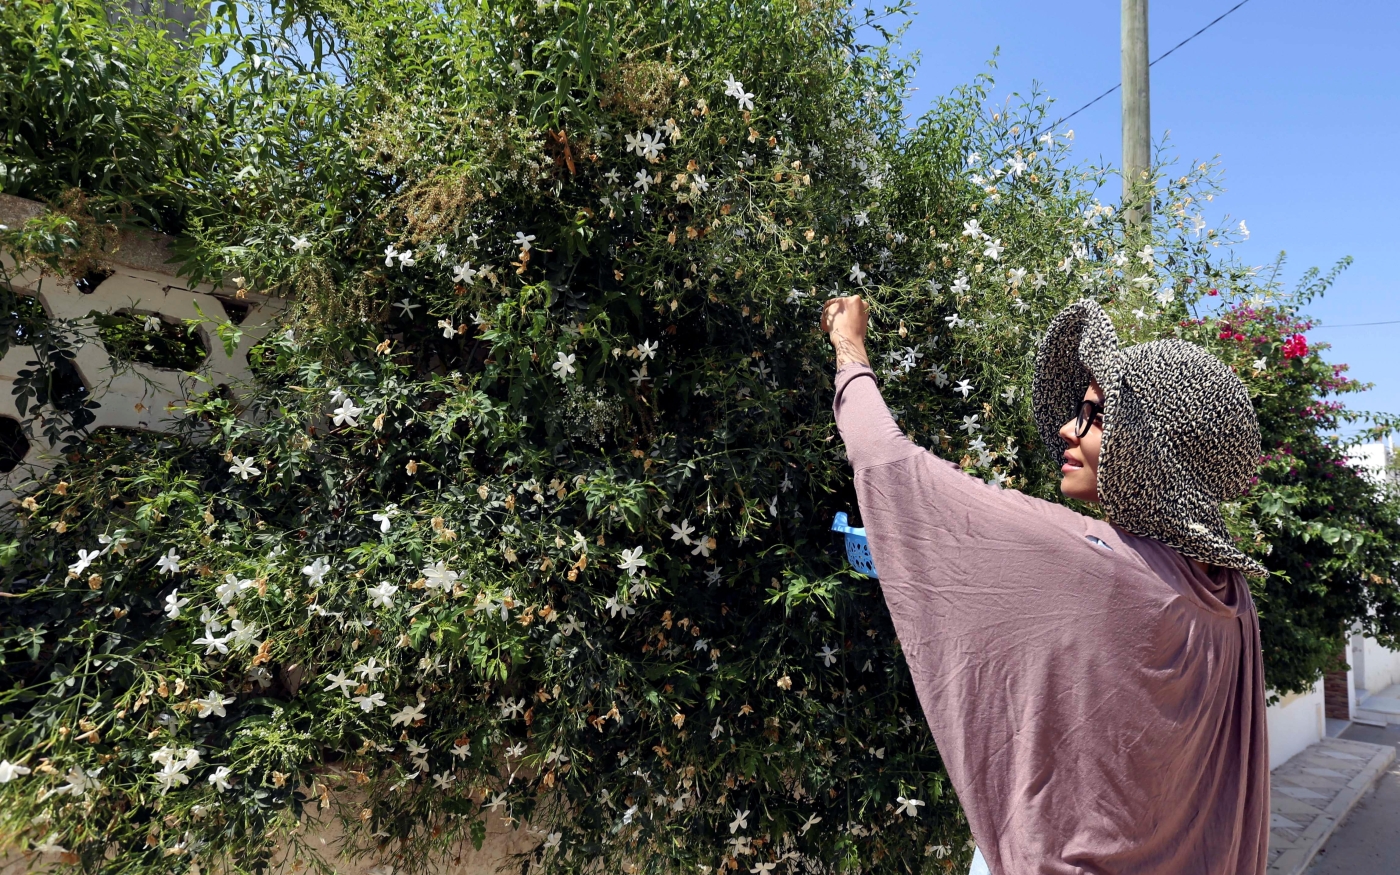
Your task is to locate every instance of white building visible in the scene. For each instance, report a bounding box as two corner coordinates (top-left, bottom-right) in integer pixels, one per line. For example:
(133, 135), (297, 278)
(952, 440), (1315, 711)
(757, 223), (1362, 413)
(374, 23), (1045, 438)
(1349, 436), (1397, 487)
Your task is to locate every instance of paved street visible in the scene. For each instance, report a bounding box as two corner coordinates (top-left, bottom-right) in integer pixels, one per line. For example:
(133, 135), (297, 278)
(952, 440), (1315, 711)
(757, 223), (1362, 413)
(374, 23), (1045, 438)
(1304, 722), (1400, 874)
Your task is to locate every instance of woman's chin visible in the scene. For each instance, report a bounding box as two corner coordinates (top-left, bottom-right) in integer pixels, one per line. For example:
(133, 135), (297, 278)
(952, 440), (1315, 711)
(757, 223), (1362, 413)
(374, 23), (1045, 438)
(1059, 476), (1099, 503)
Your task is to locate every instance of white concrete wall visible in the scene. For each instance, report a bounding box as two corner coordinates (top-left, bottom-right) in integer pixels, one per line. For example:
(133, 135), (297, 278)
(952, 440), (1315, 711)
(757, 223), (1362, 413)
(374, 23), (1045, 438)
(1265, 680), (1325, 771)
(1355, 634), (1400, 698)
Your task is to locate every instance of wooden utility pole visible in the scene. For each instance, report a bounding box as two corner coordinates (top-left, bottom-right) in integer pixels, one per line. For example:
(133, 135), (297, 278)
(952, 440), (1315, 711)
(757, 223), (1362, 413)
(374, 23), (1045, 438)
(1122, 0), (1150, 223)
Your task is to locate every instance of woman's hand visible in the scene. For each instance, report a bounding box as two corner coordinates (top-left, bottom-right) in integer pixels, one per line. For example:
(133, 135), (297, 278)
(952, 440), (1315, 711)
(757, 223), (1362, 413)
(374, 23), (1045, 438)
(821, 296), (870, 370)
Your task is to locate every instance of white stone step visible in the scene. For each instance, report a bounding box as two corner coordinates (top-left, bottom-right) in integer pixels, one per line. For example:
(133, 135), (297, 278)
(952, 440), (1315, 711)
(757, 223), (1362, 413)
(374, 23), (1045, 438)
(1354, 690), (1400, 726)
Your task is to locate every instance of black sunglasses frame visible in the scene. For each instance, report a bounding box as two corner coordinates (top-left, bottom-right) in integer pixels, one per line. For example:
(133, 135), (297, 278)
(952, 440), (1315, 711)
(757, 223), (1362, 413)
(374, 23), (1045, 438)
(1074, 399), (1105, 439)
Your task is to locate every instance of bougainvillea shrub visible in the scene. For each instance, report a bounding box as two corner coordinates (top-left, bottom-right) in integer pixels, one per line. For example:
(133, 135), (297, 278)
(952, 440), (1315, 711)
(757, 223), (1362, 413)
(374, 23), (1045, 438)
(1, 2), (1396, 874)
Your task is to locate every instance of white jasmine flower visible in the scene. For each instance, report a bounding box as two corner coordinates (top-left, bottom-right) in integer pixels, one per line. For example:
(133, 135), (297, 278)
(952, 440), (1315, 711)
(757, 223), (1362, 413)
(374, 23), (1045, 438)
(0, 761), (32, 782)
(215, 574), (251, 606)
(638, 339), (659, 360)
(302, 556), (330, 586)
(157, 548), (181, 575)
(728, 809), (750, 834)
(69, 549), (99, 577)
(848, 263), (867, 285)
(722, 75), (754, 110)
(354, 657), (387, 680)
(332, 399), (363, 427)
(982, 238), (1004, 260)
(961, 219), (983, 239)
(638, 131), (664, 160)
(289, 235), (311, 253)
(421, 560), (460, 591)
(819, 644), (838, 666)
(367, 581), (398, 609)
(193, 630), (229, 655)
(397, 248), (416, 267)
(372, 504), (399, 533)
(195, 692), (235, 718)
(229, 456), (261, 480)
(322, 671), (355, 696)
(98, 531), (133, 555)
(1137, 245), (1155, 266)
(229, 618), (260, 648)
(1001, 386), (1018, 404)
(552, 351), (577, 380)
(52, 766), (97, 798)
(953, 379), (973, 398)
(383, 245), (399, 267)
(618, 547), (647, 577)
(895, 796), (925, 817)
(633, 169), (651, 192)
(433, 772), (456, 790)
(390, 702), (427, 727)
(162, 588), (190, 619)
(452, 263), (478, 284)
(394, 297), (420, 318)
(438, 319), (456, 339)
(352, 692), (386, 712)
(960, 414), (981, 435)
(691, 536), (714, 558)
(670, 519), (696, 546)
(514, 232), (536, 251)
(950, 275), (970, 295)
(208, 766), (232, 791)
(604, 595), (636, 618)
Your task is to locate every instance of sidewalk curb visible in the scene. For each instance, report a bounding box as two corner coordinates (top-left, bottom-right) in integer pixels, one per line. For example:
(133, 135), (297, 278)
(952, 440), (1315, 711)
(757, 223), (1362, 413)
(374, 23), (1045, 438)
(1267, 742), (1396, 875)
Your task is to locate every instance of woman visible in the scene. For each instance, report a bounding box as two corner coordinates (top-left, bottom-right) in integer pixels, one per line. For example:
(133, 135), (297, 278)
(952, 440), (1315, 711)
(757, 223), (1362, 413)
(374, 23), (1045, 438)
(821, 296), (1269, 875)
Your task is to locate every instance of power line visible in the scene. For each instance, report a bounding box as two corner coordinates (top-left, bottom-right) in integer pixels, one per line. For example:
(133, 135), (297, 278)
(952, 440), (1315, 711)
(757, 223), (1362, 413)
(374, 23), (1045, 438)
(1310, 320), (1400, 329)
(1032, 0), (1256, 140)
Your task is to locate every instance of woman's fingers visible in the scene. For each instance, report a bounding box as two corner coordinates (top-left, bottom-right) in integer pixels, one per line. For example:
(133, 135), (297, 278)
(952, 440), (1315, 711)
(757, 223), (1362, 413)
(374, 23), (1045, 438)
(821, 296), (865, 334)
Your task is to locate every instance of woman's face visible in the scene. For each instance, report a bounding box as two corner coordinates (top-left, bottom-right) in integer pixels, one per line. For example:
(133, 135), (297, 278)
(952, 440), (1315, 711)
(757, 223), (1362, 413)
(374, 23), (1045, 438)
(1058, 382), (1104, 503)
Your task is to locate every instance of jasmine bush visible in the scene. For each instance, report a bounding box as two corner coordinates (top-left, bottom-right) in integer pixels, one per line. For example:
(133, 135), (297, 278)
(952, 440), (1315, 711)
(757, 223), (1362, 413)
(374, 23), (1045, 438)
(1, 2), (1396, 874)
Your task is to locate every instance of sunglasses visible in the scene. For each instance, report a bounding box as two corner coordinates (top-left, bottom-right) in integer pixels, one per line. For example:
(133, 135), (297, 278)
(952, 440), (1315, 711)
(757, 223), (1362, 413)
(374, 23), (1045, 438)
(1073, 399), (1105, 439)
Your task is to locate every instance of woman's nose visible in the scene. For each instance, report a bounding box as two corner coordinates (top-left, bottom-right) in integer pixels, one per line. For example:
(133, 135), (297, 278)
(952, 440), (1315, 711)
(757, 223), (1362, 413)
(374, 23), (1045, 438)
(1057, 418), (1079, 445)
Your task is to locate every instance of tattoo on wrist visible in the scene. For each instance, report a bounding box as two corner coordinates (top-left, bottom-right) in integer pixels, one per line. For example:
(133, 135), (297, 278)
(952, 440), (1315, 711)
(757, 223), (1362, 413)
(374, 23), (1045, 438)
(830, 330), (869, 369)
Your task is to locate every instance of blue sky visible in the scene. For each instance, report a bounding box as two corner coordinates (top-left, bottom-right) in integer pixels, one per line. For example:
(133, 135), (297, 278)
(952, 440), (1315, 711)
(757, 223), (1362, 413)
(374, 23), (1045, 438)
(893, 0), (1398, 434)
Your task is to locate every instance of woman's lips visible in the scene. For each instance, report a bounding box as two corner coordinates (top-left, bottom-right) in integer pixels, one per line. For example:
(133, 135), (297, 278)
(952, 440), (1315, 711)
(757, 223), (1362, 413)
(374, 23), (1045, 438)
(1061, 454), (1084, 474)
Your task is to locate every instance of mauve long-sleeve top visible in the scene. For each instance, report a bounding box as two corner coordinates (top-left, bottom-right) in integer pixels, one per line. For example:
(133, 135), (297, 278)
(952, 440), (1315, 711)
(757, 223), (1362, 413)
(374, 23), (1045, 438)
(832, 364), (1269, 875)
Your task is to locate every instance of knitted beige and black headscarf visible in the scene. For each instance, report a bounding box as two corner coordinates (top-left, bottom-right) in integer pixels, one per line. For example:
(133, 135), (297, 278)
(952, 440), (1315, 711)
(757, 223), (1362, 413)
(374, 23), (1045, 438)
(1032, 300), (1266, 577)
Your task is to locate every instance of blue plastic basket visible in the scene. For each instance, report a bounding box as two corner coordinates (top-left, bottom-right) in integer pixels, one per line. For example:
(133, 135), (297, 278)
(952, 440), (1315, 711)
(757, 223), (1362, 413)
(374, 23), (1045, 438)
(831, 512), (879, 578)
